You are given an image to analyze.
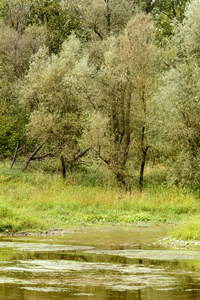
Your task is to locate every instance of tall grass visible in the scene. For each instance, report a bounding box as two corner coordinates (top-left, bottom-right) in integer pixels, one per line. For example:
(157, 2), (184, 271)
(170, 217), (200, 240)
(0, 163), (199, 235)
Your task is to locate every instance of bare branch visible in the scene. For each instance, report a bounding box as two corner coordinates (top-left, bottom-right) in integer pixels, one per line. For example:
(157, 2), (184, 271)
(94, 24), (103, 40)
(10, 133), (26, 169)
(22, 142), (45, 171)
(31, 153), (54, 161)
(74, 146), (91, 161)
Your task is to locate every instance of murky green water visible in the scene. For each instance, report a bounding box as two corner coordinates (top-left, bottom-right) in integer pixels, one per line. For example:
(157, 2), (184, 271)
(0, 225), (200, 300)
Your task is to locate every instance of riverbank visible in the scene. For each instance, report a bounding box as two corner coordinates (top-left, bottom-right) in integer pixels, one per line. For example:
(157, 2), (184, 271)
(0, 165), (199, 240)
(1, 224), (200, 252)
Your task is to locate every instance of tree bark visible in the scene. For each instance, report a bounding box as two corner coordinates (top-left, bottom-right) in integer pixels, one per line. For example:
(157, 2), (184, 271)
(139, 146), (149, 191)
(139, 87), (148, 191)
(61, 155), (66, 178)
(116, 171), (131, 193)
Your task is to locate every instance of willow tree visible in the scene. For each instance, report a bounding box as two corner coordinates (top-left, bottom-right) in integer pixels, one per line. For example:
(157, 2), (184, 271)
(69, 0), (139, 42)
(20, 35), (92, 176)
(84, 13), (160, 190)
(154, 0), (200, 185)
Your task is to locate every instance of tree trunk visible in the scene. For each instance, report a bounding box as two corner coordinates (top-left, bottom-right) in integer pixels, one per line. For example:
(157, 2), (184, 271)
(105, 0), (111, 35)
(116, 171), (131, 193)
(139, 146), (149, 191)
(139, 88), (148, 191)
(61, 155), (66, 179)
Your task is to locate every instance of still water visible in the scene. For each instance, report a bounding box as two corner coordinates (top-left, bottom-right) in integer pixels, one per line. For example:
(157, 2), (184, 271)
(0, 225), (200, 300)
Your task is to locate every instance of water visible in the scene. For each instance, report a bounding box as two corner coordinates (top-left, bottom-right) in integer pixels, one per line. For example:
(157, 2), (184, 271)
(0, 225), (200, 299)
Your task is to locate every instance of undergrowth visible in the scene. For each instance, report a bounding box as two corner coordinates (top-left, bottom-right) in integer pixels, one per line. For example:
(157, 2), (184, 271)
(0, 163), (199, 238)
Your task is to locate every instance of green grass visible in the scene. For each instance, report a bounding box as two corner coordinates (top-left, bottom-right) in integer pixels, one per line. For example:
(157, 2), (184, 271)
(170, 217), (200, 240)
(0, 163), (199, 238)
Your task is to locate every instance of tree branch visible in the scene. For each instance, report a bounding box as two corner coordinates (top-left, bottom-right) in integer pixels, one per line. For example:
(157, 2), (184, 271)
(74, 146), (91, 161)
(31, 153), (54, 161)
(146, 0), (160, 14)
(22, 142), (45, 171)
(10, 133), (26, 169)
(94, 24), (103, 40)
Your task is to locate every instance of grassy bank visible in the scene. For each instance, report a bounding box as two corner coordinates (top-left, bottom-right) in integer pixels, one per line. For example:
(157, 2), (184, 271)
(0, 164), (199, 240)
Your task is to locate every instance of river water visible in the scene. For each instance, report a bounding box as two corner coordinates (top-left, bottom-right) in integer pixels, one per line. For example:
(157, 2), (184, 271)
(0, 225), (200, 300)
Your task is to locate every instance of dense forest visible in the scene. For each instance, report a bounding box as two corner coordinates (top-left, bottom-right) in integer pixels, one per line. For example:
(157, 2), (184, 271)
(0, 0), (199, 191)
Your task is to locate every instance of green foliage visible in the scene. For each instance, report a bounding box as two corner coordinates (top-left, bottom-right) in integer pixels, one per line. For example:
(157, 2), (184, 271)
(0, 23), (46, 78)
(155, 62), (200, 185)
(0, 71), (27, 158)
(77, 0), (140, 40)
(20, 34), (93, 170)
(0, 12), (46, 159)
(0, 0), (198, 191)
(83, 13), (161, 189)
(181, 0), (200, 57)
(0, 108), (26, 158)
(0, 0), (32, 30)
(154, 0), (200, 185)
(151, 0), (189, 42)
(30, 0), (83, 53)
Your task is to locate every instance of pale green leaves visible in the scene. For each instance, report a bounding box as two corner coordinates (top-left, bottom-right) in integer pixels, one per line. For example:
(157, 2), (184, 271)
(182, 0), (200, 56)
(20, 34), (91, 158)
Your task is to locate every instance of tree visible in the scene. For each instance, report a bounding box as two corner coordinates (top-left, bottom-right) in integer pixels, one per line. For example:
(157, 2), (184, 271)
(1, 0), (33, 32)
(0, 14), (46, 159)
(76, 0), (189, 43)
(0, 1), (47, 158)
(155, 61), (200, 185)
(20, 35), (92, 175)
(84, 13), (160, 190)
(0, 76), (26, 158)
(0, 23), (46, 78)
(0, 0), (83, 54)
(29, 0), (83, 53)
(154, 0), (200, 185)
(76, 0), (140, 41)
(180, 0), (200, 59)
